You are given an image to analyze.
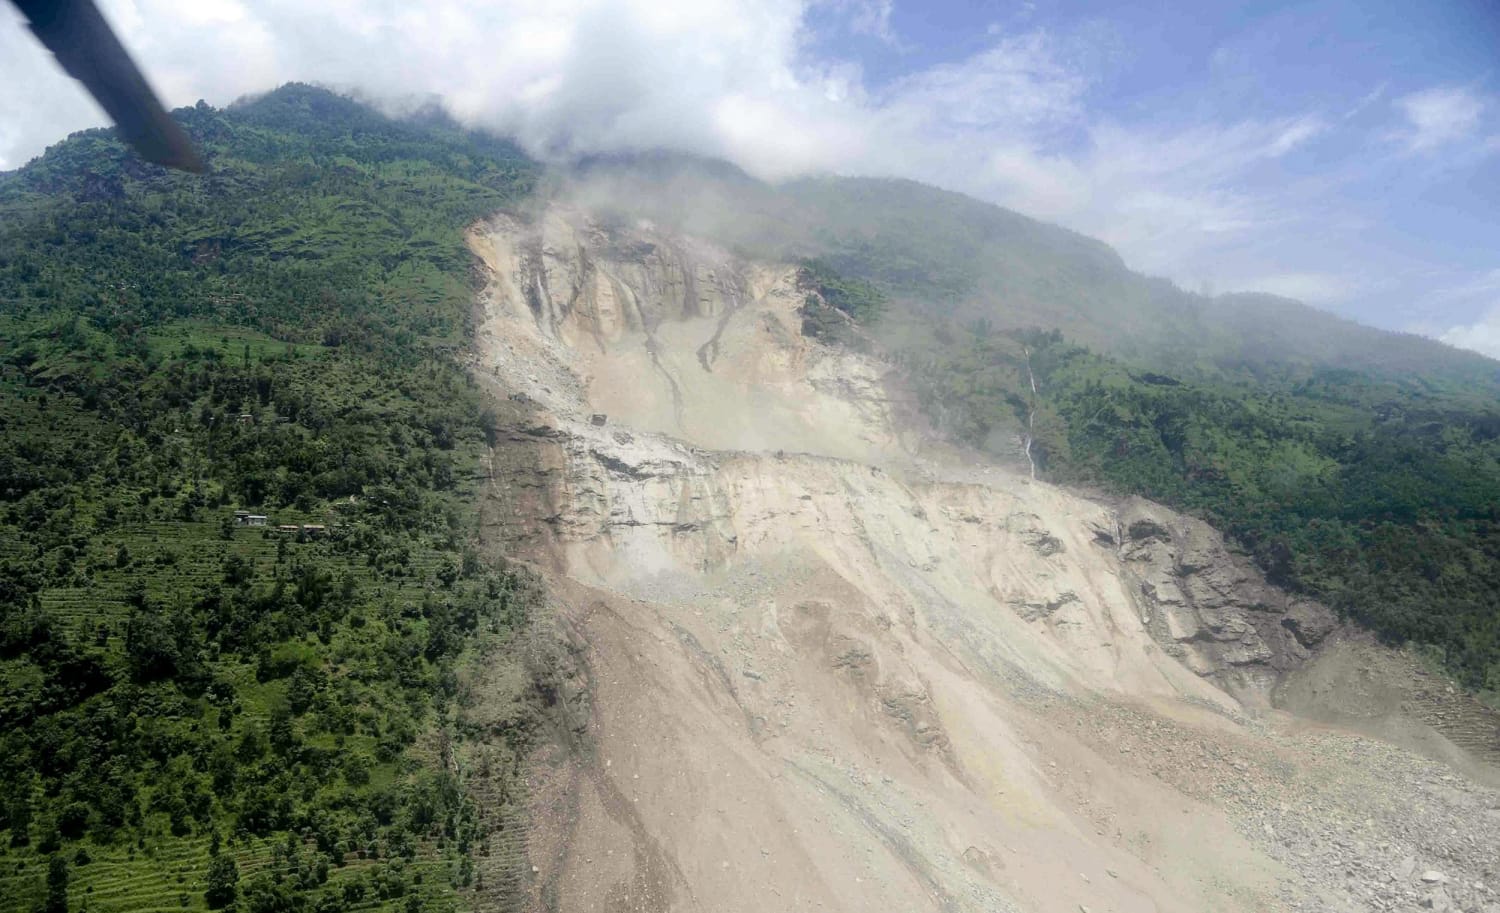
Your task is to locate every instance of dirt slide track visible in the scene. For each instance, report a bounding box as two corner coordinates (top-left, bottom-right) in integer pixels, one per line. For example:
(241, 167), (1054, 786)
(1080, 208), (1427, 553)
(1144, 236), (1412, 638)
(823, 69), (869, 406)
(466, 206), (1500, 913)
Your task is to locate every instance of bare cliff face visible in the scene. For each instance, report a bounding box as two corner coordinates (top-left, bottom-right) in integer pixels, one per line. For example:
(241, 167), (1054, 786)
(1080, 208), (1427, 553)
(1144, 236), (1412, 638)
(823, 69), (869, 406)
(1113, 499), (1337, 701)
(465, 206), (1500, 913)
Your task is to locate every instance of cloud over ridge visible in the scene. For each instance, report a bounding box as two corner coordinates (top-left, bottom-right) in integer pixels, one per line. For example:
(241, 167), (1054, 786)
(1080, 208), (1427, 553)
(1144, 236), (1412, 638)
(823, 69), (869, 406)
(2, 0), (1496, 356)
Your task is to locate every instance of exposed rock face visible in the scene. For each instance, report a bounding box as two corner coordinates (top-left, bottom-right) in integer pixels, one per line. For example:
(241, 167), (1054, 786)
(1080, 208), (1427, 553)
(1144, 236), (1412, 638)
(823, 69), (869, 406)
(466, 205), (1499, 913)
(468, 207), (904, 464)
(1113, 498), (1336, 701)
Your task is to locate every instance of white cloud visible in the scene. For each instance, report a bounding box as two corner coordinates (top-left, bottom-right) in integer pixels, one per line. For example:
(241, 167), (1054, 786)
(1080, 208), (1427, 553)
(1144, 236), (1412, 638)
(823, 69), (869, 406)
(1393, 85), (1486, 152)
(830, 33), (1332, 280)
(1425, 268), (1500, 304)
(1440, 306), (1500, 359)
(818, 0), (896, 42)
(882, 109), (1330, 280)
(0, 4), (104, 168)
(877, 32), (1087, 135)
(4, 0), (844, 176)
(1406, 269), (1500, 358)
(1268, 117), (1326, 155)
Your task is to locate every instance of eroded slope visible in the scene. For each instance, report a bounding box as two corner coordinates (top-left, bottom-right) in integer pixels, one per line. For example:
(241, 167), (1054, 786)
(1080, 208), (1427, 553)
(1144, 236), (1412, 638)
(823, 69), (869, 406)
(467, 206), (1500, 913)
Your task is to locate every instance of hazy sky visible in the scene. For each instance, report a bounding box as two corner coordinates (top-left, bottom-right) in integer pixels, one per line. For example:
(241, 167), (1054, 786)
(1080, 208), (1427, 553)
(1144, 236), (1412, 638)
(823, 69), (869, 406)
(4, 0), (1499, 356)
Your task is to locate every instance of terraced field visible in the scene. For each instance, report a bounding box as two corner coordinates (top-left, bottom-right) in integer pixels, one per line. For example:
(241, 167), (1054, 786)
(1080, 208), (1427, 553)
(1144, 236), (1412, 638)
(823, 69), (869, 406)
(0, 830), (461, 913)
(2, 514), (499, 912)
(34, 519), (457, 642)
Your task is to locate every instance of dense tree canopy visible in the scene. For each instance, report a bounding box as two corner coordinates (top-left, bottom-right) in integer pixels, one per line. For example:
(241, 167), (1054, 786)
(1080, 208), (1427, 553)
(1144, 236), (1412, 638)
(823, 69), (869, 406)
(0, 84), (541, 912)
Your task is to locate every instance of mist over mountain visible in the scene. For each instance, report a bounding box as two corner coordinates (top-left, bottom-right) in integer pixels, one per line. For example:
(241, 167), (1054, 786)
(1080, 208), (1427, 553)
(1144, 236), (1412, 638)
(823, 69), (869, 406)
(560, 150), (1500, 385)
(5, 1), (1498, 353)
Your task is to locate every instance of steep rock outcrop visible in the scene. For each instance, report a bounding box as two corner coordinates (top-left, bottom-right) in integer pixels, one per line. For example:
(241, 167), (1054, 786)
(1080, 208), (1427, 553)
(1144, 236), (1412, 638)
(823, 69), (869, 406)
(1111, 499), (1336, 700)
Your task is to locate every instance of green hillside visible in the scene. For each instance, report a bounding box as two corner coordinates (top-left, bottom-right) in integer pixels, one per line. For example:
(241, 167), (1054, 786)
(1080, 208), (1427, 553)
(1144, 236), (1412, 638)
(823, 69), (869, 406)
(0, 85), (541, 913)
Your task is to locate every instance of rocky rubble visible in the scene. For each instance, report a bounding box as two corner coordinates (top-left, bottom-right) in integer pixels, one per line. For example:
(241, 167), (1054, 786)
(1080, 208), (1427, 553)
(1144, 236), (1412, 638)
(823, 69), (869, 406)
(1113, 498), (1337, 702)
(1046, 694), (1500, 913)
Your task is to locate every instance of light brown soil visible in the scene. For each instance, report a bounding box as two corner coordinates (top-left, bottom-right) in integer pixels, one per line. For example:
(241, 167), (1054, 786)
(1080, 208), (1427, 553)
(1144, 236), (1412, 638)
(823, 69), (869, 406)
(465, 207), (1500, 913)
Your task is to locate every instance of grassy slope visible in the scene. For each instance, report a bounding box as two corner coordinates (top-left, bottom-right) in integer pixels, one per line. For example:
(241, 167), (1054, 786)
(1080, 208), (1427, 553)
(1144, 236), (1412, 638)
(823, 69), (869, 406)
(0, 86), (541, 912)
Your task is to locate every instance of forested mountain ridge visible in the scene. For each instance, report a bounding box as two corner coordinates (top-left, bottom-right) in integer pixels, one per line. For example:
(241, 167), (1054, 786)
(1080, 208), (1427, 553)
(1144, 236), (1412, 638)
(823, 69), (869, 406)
(0, 85), (542, 913)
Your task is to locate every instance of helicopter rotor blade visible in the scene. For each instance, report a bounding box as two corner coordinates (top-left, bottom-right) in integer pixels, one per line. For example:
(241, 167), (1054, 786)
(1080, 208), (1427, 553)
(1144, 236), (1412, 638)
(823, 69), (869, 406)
(12, 0), (207, 173)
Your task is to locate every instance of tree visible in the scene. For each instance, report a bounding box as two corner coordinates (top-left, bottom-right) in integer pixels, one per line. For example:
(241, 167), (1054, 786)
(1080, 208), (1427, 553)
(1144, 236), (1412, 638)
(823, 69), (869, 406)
(56, 803), (89, 840)
(8, 795), (32, 846)
(0, 84), (540, 913)
(286, 666), (325, 715)
(124, 610), (182, 681)
(44, 855), (68, 913)
(205, 855), (239, 909)
(268, 708), (298, 756)
(241, 871), (296, 913)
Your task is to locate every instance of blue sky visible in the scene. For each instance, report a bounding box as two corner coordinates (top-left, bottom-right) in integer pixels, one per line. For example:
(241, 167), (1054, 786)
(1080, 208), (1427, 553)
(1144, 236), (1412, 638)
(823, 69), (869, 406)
(803, 0), (1500, 348)
(3, 0), (1498, 355)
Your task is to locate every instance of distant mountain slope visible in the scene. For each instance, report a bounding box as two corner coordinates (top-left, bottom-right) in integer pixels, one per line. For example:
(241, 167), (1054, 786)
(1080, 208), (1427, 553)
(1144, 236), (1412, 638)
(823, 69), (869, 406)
(565, 155), (1500, 393)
